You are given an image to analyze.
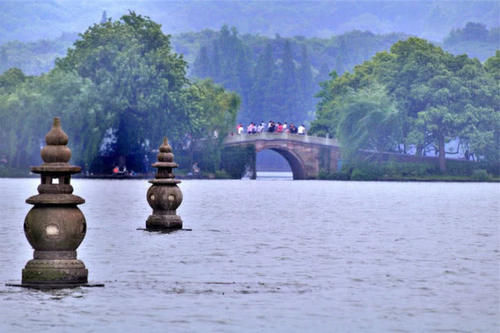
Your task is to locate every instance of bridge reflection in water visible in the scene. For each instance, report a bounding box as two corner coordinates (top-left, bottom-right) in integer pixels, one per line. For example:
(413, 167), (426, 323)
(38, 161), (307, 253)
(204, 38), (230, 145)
(223, 133), (341, 180)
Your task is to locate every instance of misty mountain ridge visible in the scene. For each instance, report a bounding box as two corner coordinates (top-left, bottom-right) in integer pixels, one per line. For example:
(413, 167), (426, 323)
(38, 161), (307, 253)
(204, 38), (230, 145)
(1, 0), (499, 44)
(1, 22), (498, 78)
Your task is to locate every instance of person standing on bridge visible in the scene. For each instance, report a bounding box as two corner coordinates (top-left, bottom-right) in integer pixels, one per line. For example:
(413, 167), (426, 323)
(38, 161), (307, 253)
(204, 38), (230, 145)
(268, 121), (275, 133)
(298, 124), (306, 135)
(257, 122), (265, 133)
(237, 123), (244, 135)
(247, 122), (254, 134)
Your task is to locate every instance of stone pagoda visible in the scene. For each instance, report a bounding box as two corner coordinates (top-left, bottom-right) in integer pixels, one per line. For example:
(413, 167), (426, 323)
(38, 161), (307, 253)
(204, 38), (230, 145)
(146, 137), (183, 230)
(21, 117), (88, 287)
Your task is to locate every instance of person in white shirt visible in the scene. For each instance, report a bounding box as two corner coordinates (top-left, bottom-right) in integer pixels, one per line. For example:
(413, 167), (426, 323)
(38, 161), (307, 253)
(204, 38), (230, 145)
(298, 124), (306, 135)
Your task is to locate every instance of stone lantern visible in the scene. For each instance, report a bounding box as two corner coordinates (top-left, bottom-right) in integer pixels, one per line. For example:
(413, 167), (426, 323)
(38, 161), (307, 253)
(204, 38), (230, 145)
(21, 117), (88, 287)
(146, 137), (183, 230)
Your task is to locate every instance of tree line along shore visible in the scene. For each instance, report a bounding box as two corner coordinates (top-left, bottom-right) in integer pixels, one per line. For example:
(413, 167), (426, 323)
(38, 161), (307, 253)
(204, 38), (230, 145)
(0, 13), (498, 180)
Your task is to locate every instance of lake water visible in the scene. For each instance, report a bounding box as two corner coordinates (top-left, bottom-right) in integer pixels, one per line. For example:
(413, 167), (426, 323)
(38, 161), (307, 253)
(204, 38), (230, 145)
(0, 177), (499, 332)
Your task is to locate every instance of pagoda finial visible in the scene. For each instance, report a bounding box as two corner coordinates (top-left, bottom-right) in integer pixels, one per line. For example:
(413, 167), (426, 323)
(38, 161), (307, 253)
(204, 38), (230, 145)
(157, 137), (174, 164)
(159, 137), (172, 154)
(41, 117), (71, 164)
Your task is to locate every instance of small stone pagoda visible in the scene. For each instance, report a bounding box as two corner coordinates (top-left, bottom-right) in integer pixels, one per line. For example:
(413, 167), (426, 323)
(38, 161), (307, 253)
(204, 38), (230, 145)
(22, 117), (88, 287)
(146, 137), (183, 230)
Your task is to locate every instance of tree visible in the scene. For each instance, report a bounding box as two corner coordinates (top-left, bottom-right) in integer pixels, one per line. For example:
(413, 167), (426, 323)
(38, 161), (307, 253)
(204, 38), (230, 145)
(179, 79), (240, 172)
(249, 43), (276, 123)
(298, 44), (314, 118)
(484, 50), (500, 81)
(0, 13), (241, 176)
(100, 11), (108, 24)
(193, 46), (211, 79)
(56, 12), (188, 172)
(310, 70), (338, 137)
(192, 26), (251, 122)
(280, 40), (299, 122)
(0, 68), (29, 94)
(461, 52), (500, 162)
(387, 39), (498, 170)
(311, 37), (499, 171)
(335, 84), (400, 158)
(0, 69), (104, 171)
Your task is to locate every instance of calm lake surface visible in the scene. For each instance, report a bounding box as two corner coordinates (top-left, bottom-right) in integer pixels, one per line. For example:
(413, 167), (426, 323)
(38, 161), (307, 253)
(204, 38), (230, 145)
(0, 176), (499, 332)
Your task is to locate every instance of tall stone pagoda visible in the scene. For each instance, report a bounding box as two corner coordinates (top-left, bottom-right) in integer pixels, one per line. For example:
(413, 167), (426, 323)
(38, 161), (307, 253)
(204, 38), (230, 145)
(21, 117), (89, 287)
(146, 137), (183, 230)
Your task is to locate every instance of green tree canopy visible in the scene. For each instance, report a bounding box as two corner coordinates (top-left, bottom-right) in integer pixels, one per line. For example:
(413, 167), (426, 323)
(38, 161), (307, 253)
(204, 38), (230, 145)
(54, 12), (189, 171)
(311, 37), (499, 171)
(0, 13), (241, 176)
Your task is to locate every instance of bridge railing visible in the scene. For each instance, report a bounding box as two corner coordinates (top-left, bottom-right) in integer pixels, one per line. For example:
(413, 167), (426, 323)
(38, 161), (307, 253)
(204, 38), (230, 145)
(223, 132), (339, 147)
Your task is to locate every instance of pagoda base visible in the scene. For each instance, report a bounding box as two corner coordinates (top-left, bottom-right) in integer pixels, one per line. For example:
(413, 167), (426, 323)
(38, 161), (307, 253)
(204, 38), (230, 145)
(146, 214), (183, 230)
(6, 282), (104, 289)
(21, 258), (88, 287)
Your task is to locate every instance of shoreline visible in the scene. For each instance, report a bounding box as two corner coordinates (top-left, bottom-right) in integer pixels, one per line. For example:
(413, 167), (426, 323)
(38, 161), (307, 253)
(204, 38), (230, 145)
(1, 174), (498, 182)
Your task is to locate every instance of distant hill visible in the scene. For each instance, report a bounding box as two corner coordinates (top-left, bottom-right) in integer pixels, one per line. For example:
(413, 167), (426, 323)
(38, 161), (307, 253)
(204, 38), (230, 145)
(0, 33), (78, 76)
(1, 0), (499, 44)
(443, 22), (500, 61)
(2, 22), (498, 77)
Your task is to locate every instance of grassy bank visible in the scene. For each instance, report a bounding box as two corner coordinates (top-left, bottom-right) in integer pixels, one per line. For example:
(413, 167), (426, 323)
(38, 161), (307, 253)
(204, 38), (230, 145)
(318, 160), (500, 182)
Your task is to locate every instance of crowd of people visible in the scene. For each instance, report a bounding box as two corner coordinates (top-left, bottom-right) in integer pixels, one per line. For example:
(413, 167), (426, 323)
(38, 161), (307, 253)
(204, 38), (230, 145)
(236, 121), (306, 136)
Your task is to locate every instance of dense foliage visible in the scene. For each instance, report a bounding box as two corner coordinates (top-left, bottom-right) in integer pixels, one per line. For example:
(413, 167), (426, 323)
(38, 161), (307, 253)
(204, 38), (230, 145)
(0, 11), (498, 177)
(190, 27), (408, 125)
(319, 159), (499, 181)
(0, 13), (239, 175)
(311, 38), (499, 172)
(2, 22), (497, 132)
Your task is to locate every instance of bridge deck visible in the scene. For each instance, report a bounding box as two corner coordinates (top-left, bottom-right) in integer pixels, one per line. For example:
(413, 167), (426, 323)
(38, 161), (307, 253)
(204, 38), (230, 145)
(223, 132), (339, 147)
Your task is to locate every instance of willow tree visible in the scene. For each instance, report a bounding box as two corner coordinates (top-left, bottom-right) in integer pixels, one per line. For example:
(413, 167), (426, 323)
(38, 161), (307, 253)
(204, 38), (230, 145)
(334, 84), (400, 158)
(0, 68), (101, 170)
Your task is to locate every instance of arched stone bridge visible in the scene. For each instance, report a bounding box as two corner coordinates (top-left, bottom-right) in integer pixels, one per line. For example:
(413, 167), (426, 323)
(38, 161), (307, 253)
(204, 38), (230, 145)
(223, 133), (341, 179)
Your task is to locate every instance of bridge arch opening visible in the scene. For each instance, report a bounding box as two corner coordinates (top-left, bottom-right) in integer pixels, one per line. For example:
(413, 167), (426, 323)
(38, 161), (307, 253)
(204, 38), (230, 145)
(256, 150), (291, 172)
(256, 147), (306, 180)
